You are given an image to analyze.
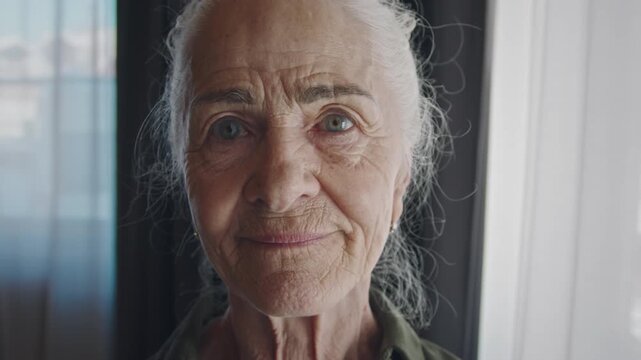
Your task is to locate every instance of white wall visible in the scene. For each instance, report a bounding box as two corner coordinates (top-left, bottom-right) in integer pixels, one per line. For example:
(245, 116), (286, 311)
(480, 0), (641, 359)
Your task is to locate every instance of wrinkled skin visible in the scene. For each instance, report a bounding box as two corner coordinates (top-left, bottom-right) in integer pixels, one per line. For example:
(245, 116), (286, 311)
(184, 0), (410, 358)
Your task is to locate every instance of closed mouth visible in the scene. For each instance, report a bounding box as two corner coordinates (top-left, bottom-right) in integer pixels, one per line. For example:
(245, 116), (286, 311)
(240, 233), (330, 247)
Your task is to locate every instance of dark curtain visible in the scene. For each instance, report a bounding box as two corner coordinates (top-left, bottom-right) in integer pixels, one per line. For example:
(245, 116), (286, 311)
(412, 2), (487, 360)
(116, 1), (196, 359)
(116, 1), (487, 359)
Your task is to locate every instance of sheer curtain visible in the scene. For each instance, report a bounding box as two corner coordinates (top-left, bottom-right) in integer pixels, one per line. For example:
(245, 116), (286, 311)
(0, 0), (115, 359)
(480, 0), (641, 359)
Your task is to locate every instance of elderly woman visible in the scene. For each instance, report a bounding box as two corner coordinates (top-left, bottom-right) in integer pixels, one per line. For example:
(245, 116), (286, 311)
(151, 0), (458, 359)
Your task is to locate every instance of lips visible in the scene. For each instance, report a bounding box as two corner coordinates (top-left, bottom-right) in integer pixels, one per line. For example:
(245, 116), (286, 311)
(241, 233), (329, 246)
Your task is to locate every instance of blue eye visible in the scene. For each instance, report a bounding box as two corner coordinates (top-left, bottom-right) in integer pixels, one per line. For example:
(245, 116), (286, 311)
(211, 116), (247, 140)
(320, 114), (354, 132)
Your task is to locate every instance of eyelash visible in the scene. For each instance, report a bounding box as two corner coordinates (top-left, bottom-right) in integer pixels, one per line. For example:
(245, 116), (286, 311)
(203, 108), (361, 142)
(204, 115), (253, 144)
(314, 107), (360, 132)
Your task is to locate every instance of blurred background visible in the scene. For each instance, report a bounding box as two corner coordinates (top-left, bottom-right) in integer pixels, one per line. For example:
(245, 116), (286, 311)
(0, 0), (639, 359)
(0, 0), (115, 359)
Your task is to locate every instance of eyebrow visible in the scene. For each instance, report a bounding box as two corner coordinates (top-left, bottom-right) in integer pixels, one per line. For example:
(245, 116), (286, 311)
(191, 83), (374, 109)
(192, 88), (255, 108)
(297, 84), (374, 104)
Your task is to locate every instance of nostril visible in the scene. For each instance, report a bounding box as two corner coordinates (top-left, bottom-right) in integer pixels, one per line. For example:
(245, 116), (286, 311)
(243, 162), (320, 213)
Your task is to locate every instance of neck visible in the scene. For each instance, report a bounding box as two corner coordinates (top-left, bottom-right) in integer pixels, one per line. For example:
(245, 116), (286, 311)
(200, 279), (381, 360)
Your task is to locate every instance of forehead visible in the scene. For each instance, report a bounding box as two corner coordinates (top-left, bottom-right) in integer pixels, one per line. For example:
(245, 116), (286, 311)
(188, 0), (378, 89)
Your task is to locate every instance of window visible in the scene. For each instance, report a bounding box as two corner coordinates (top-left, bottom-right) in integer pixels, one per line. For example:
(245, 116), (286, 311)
(0, 0), (116, 358)
(480, 1), (641, 359)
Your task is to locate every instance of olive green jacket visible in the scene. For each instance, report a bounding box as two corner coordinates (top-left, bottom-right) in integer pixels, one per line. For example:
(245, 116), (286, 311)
(153, 290), (460, 360)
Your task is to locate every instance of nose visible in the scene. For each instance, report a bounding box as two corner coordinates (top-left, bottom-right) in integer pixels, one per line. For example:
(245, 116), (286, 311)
(243, 130), (320, 212)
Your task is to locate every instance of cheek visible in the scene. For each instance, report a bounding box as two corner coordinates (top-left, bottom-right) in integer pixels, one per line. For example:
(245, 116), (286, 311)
(319, 147), (398, 269)
(185, 155), (248, 260)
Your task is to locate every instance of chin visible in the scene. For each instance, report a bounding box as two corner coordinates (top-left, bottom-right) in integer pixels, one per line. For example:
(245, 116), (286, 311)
(242, 271), (350, 317)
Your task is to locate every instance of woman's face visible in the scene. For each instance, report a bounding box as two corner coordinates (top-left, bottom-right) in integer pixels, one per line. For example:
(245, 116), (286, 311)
(185, 0), (410, 316)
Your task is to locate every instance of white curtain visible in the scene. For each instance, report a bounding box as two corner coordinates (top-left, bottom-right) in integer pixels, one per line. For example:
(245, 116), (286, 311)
(0, 0), (115, 359)
(480, 0), (641, 359)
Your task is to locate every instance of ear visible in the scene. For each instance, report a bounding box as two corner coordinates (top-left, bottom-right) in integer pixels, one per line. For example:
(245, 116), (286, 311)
(391, 159), (411, 225)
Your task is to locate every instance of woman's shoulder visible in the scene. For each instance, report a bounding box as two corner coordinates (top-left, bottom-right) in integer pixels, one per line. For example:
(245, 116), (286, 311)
(371, 289), (461, 360)
(419, 339), (460, 360)
(376, 315), (460, 360)
(150, 293), (225, 360)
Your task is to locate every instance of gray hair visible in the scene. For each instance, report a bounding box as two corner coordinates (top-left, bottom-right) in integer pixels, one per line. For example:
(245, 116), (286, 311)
(144, 0), (450, 330)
